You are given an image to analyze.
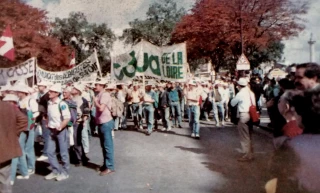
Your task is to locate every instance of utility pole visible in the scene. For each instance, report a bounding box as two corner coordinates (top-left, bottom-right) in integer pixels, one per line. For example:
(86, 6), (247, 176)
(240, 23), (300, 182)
(308, 33), (316, 63)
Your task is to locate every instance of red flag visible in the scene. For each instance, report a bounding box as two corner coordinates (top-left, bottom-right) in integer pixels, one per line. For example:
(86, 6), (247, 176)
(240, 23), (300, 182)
(0, 25), (15, 61)
(69, 50), (75, 68)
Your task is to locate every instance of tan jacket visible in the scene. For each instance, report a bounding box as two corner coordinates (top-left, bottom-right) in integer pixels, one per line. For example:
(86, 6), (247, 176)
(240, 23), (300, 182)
(0, 101), (28, 163)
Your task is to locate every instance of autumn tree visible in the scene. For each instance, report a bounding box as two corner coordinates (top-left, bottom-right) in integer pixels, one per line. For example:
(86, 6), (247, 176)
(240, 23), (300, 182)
(51, 12), (116, 75)
(0, 0), (70, 70)
(172, 0), (309, 72)
(120, 0), (186, 46)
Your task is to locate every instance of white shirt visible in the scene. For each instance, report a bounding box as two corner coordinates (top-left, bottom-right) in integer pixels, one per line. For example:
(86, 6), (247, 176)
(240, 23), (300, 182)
(187, 88), (201, 106)
(19, 96), (39, 118)
(117, 90), (126, 103)
(47, 98), (71, 128)
(231, 86), (256, 113)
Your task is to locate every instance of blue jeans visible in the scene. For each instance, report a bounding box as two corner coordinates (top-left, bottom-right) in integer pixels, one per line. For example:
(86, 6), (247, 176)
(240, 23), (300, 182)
(161, 107), (171, 129)
(131, 103), (142, 127)
(143, 105), (154, 133)
(98, 120), (115, 170)
(25, 130), (35, 171)
(189, 105), (200, 135)
(47, 128), (70, 175)
(11, 132), (28, 181)
(170, 101), (182, 126)
(41, 120), (50, 156)
(216, 102), (225, 122)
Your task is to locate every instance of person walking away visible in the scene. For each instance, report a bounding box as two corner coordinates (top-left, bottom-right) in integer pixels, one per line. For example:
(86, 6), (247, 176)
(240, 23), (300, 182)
(158, 83), (171, 131)
(94, 80), (115, 176)
(230, 78), (256, 162)
(168, 82), (182, 128)
(142, 82), (158, 135)
(36, 81), (52, 162)
(186, 81), (201, 139)
(45, 84), (71, 181)
(0, 100), (28, 193)
(116, 83), (127, 129)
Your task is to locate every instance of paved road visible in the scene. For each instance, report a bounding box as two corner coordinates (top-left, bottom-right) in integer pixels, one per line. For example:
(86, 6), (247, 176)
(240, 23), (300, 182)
(14, 119), (275, 193)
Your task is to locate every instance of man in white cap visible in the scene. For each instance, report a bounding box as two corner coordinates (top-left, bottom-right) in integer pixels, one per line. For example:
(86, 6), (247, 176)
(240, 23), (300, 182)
(36, 81), (52, 161)
(142, 81), (158, 135)
(94, 80), (115, 176)
(45, 83), (71, 181)
(11, 85), (39, 182)
(230, 78), (256, 162)
(186, 80), (201, 139)
(71, 84), (90, 166)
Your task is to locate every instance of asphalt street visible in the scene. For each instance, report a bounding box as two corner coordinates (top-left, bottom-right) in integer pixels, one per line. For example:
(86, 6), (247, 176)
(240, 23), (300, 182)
(13, 118), (275, 193)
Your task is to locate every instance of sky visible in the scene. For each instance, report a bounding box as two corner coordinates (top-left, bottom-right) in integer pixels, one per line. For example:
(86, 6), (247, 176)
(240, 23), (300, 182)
(25, 0), (320, 65)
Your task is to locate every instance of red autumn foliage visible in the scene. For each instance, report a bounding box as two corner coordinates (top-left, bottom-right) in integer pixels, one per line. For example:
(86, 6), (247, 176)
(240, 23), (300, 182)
(0, 0), (71, 71)
(172, 0), (309, 71)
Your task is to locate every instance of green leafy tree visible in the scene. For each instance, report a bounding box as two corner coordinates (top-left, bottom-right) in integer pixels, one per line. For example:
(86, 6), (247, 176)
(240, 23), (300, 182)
(120, 0), (186, 46)
(51, 12), (116, 75)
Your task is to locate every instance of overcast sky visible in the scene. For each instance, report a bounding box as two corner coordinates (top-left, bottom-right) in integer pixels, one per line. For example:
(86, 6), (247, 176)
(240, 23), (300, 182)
(26, 0), (320, 65)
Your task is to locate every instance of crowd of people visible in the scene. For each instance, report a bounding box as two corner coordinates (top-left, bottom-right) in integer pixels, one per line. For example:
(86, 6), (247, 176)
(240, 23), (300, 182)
(1, 62), (320, 193)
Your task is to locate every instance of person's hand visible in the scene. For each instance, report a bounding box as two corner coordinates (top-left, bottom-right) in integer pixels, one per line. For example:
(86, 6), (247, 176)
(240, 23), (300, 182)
(266, 99), (274, 107)
(56, 126), (62, 131)
(94, 97), (99, 104)
(163, 105), (167, 108)
(83, 116), (88, 121)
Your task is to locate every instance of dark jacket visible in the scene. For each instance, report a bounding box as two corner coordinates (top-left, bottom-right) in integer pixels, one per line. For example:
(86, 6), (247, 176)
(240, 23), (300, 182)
(0, 101), (28, 163)
(36, 92), (50, 122)
(159, 90), (170, 108)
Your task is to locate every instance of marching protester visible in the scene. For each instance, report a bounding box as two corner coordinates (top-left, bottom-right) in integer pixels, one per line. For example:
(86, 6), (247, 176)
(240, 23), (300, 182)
(158, 83), (171, 131)
(71, 84), (91, 166)
(168, 82), (182, 128)
(94, 80), (115, 176)
(11, 85), (39, 182)
(230, 78), (256, 162)
(143, 82), (158, 135)
(127, 82), (143, 130)
(36, 81), (51, 162)
(45, 83), (71, 181)
(186, 80), (201, 139)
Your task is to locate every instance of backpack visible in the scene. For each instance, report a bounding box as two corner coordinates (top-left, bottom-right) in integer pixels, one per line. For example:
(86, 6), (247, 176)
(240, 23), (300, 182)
(59, 100), (77, 127)
(19, 98), (36, 131)
(110, 94), (124, 117)
(80, 97), (90, 117)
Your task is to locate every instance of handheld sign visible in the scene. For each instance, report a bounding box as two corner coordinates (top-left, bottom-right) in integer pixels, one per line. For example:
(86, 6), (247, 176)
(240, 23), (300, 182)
(236, 53), (250, 70)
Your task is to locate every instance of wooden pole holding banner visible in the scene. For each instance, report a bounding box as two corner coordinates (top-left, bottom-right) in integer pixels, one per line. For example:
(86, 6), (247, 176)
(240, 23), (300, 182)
(94, 49), (103, 78)
(33, 58), (36, 86)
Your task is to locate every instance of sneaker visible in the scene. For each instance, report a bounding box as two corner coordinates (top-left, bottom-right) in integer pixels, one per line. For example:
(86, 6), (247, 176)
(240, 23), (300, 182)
(16, 175), (29, 180)
(195, 134), (200, 139)
(216, 123), (221, 127)
(191, 133), (196, 138)
(10, 181), (14, 185)
(28, 169), (35, 175)
(205, 119), (210, 121)
(221, 121), (225, 126)
(139, 126), (143, 130)
(178, 125), (183, 128)
(160, 128), (166, 132)
(166, 127), (172, 131)
(56, 173), (69, 181)
(45, 172), (58, 180)
(37, 155), (48, 161)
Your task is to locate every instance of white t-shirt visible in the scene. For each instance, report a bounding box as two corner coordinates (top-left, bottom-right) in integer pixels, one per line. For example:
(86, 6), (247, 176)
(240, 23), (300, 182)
(47, 98), (71, 129)
(19, 96), (39, 118)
